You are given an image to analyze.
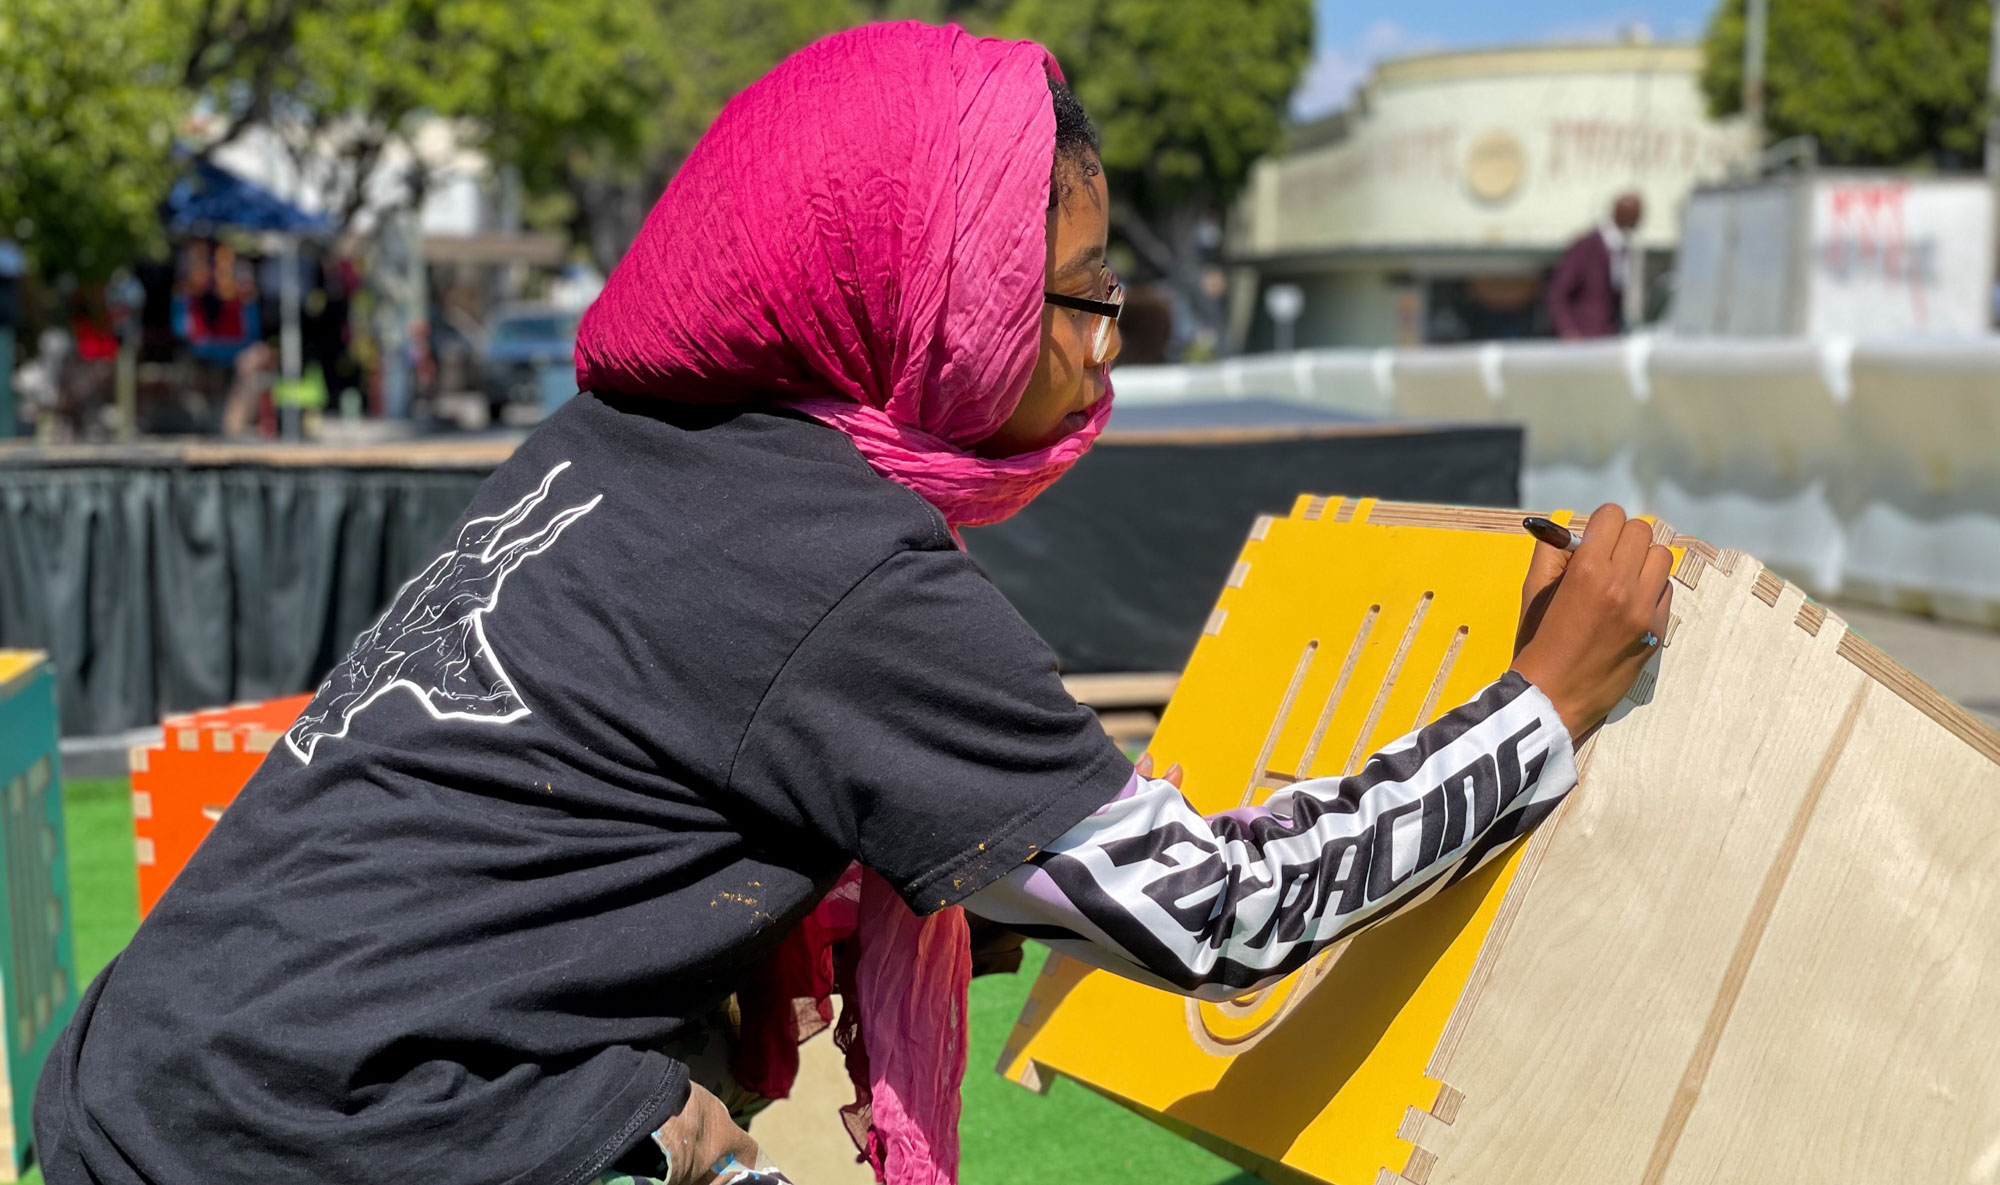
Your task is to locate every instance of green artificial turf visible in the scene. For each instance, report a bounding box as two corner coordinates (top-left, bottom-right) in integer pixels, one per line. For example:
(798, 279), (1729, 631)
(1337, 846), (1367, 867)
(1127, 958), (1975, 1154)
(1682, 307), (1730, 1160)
(26, 778), (1255, 1185)
(58, 780), (143, 985)
(962, 945), (1257, 1185)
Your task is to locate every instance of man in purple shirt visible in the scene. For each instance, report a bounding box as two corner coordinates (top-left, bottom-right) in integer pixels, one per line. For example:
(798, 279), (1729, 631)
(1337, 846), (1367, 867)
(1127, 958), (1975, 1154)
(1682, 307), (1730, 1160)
(1547, 192), (1643, 339)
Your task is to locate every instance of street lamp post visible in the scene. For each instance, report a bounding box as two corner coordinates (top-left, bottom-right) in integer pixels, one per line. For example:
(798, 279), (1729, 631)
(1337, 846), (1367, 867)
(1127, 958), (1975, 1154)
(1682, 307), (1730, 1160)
(1988, 0), (2000, 325)
(1990, 0), (2000, 180)
(1264, 283), (1304, 354)
(1744, 0), (1769, 153)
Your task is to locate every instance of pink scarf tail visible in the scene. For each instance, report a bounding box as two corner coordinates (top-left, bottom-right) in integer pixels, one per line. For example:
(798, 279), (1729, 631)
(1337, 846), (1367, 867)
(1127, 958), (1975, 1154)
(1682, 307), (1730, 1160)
(848, 869), (970, 1185)
(736, 866), (970, 1185)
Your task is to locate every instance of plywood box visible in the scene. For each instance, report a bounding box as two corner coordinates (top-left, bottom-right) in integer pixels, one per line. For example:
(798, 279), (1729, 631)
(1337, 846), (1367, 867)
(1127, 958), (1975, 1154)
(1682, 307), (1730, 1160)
(1000, 498), (2000, 1185)
(0, 652), (77, 1182)
(129, 695), (310, 917)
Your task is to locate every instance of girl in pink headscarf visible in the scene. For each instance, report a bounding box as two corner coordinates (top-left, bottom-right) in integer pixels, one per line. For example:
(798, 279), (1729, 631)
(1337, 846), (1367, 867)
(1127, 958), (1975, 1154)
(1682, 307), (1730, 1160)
(37, 21), (1670, 1185)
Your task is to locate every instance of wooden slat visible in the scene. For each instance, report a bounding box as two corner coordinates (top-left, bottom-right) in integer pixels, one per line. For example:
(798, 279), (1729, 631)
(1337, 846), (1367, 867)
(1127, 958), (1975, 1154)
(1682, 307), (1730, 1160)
(1092, 711), (1161, 744)
(1423, 558), (1879, 1182)
(1061, 672), (1180, 710)
(1362, 504), (1548, 534)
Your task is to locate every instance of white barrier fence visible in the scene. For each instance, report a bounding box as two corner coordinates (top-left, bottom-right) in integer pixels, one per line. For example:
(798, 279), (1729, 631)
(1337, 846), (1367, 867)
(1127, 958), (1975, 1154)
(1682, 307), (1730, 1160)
(1112, 336), (2000, 627)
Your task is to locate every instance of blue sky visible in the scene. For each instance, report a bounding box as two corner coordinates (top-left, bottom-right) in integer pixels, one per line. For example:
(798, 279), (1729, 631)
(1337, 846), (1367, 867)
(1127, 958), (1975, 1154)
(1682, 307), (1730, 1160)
(1297, 0), (1722, 118)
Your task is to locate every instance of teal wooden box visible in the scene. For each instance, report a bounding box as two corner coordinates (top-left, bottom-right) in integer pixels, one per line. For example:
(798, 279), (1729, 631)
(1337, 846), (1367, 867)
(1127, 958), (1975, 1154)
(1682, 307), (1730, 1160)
(0, 654), (77, 1181)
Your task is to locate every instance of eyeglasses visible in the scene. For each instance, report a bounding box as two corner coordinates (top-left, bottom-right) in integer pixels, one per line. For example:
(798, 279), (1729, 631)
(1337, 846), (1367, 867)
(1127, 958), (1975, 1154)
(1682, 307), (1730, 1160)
(1044, 272), (1123, 365)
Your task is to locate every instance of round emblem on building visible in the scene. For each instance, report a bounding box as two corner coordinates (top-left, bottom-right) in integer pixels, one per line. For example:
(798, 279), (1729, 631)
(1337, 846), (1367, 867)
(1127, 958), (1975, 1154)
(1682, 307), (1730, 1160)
(1464, 129), (1527, 204)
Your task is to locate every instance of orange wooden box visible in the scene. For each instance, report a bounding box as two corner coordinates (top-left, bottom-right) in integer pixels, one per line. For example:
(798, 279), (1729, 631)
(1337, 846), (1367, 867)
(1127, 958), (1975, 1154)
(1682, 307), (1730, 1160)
(127, 696), (311, 917)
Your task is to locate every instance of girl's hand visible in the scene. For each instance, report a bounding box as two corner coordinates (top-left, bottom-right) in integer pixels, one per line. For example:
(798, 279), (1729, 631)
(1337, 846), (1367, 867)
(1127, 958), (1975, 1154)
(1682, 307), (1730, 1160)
(652, 1083), (769, 1185)
(1134, 753), (1183, 788)
(966, 913), (1028, 976)
(1510, 503), (1673, 738)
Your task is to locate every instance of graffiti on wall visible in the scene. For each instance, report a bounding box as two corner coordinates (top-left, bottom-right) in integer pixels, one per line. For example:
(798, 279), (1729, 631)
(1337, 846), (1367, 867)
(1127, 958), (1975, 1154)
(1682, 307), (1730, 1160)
(1811, 180), (1989, 336)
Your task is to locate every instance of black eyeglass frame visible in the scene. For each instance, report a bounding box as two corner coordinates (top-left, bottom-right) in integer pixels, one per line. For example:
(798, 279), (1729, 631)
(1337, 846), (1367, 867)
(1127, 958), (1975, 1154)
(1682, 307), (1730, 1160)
(1041, 290), (1123, 320)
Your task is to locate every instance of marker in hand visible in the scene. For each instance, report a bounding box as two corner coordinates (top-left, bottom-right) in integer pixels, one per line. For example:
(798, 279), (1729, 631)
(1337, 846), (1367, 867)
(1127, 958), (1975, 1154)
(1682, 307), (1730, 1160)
(1522, 515), (1583, 552)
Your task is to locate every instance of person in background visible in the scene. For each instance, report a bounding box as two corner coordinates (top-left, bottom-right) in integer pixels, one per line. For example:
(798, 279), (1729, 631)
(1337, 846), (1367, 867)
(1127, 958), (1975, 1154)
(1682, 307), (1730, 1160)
(1547, 191), (1642, 339)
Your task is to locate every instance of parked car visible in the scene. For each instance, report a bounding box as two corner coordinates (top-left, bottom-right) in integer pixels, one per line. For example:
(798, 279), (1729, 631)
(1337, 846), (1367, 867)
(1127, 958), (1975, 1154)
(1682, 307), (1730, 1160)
(481, 304), (578, 423)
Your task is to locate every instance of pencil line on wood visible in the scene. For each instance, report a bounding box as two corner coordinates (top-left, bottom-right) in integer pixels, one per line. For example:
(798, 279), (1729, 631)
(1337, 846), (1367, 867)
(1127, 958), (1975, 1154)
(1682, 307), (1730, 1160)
(1637, 681), (1870, 1185)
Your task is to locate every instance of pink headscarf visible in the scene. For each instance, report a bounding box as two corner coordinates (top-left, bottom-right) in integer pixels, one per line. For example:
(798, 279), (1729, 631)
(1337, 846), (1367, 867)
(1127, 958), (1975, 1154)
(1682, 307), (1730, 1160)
(574, 20), (1111, 527)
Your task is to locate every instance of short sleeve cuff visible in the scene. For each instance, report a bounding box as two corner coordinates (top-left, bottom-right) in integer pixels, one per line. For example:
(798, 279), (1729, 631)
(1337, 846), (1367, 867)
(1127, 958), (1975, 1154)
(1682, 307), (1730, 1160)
(896, 739), (1132, 914)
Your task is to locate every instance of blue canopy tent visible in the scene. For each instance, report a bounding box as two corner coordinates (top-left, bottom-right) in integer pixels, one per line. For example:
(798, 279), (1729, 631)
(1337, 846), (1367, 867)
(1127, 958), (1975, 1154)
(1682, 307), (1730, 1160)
(163, 158), (332, 413)
(163, 158), (331, 237)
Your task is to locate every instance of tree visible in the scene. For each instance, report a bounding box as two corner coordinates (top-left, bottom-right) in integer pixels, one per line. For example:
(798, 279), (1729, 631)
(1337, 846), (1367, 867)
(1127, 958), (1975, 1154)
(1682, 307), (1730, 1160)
(3, 0), (1312, 339)
(166, 0), (669, 233)
(553, 0), (1312, 350)
(1, 0), (673, 281)
(1701, 0), (1992, 168)
(545, 0), (870, 271)
(545, 0), (1010, 271)
(0, 0), (183, 282)
(998, 0), (1313, 351)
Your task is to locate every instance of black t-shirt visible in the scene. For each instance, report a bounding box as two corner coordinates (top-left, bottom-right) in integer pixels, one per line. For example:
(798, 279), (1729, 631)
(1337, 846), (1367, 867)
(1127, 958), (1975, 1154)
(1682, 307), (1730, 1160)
(34, 393), (1131, 1185)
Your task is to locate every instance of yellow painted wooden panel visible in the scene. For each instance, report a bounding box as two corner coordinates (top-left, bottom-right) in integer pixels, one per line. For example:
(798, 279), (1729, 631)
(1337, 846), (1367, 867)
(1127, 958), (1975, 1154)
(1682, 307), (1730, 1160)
(999, 499), (1584, 1185)
(0, 653), (43, 702)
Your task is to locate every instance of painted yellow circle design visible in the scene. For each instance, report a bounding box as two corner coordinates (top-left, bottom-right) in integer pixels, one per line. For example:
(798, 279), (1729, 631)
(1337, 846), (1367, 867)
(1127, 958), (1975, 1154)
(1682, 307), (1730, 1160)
(1184, 939), (1352, 1055)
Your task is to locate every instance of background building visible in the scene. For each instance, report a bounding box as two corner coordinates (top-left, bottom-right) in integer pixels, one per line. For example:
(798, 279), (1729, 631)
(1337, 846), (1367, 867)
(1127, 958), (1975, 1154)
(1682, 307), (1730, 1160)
(1229, 39), (1751, 349)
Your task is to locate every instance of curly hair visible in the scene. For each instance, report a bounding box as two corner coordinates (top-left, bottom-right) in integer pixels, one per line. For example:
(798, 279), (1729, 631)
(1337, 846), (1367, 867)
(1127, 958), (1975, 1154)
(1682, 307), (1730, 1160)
(1048, 75), (1101, 208)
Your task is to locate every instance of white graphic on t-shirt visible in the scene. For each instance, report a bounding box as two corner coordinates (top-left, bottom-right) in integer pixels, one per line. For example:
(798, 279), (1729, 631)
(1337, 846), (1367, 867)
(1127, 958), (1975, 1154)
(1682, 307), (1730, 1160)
(285, 461), (603, 764)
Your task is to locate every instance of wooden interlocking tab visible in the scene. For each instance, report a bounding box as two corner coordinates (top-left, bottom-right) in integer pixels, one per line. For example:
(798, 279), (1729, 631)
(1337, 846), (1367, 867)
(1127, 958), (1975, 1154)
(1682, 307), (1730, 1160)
(128, 694), (313, 917)
(999, 500), (2000, 1185)
(0, 652), (77, 1180)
